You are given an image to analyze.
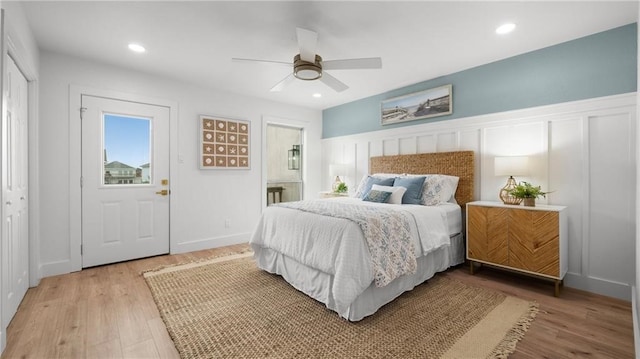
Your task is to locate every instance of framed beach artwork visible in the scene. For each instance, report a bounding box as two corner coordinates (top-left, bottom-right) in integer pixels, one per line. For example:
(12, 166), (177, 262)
(200, 115), (250, 169)
(381, 84), (453, 125)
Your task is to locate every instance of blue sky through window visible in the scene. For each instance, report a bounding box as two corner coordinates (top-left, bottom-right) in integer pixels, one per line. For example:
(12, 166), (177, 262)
(104, 114), (151, 169)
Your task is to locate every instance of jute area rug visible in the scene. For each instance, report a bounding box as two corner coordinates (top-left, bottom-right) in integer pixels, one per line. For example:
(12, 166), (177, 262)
(144, 253), (538, 359)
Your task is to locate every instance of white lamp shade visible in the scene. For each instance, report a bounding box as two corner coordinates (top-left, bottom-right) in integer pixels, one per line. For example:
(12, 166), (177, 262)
(494, 156), (529, 176)
(329, 163), (348, 177)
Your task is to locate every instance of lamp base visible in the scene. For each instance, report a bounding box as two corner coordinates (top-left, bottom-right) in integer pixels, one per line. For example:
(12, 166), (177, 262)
(499, 176), (522, 205)
(332, 176), (342, 192)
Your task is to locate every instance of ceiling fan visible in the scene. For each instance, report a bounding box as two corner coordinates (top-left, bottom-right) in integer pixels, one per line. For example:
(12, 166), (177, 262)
(232, 28), (382, 93)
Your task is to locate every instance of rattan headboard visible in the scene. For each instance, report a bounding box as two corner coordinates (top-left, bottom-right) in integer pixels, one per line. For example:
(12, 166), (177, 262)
(369, 151), (475, 207)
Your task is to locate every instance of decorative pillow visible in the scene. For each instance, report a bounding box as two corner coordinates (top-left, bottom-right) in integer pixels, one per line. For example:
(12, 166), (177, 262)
(421, 175), (458, 205)
(354, 175), (396, 198)
(362, 189), (392, 203)
(403, 173), (460, 204)
(441, 175), (460, 203)
(372, 184), (407, 205)
(354, 175), (369, 197)
(393, 176), (426, 204)
(353, 173), (398, 197)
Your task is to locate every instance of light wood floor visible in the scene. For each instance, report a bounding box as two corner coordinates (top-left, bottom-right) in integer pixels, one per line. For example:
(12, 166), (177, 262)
(1, 244), (634, 358)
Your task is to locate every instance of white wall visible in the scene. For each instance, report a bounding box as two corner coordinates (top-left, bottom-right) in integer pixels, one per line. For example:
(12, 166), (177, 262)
(323, 93), (637, 301)
(38, 50), (322, 277)
(2, 2), (38, 76)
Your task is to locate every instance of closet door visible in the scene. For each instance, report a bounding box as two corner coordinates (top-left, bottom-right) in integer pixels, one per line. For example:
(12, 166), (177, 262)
(1, 55), (29, 333)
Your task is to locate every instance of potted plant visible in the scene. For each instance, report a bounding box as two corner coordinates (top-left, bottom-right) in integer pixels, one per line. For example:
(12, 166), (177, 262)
(508, 181), (548, 207)
(335, 182), (348, 194)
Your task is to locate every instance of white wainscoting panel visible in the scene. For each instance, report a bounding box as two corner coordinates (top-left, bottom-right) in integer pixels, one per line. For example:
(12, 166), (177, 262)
(322, 93), (636, 300)
(481, 121), (547, 204)
(382, 139), (398, 156)
(588, 112), (635, 286)
(399, 137), (416, 155)
(548, 117), (584, 276)
(370, 140), (383, 158)
(416, 134), (436, 154)
(436, 132), (457, 152)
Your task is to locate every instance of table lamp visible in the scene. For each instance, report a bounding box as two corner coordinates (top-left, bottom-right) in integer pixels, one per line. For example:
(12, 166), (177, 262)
(494, 156), (529, 205)
(329, 164), (347, 192)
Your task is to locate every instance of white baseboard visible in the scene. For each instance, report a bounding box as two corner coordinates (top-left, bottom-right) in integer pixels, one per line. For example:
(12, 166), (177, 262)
(565, 272), (631, 301)
(38, 233), (251, 279)
(1, 325), (5, 356)
(39, 259), (73, 279)
(171, 232), (251, 254)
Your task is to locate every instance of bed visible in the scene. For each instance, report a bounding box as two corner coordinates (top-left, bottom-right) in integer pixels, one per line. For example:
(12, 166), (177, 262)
(250, 151), (475, 321)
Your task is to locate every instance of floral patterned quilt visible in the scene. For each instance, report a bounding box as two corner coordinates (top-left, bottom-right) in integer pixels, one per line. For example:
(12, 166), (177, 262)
(276, 200), (416, 287)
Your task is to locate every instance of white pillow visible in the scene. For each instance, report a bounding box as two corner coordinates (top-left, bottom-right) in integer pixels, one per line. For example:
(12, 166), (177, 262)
(442, 175), (460, 203)
(371, 184), (407, 204)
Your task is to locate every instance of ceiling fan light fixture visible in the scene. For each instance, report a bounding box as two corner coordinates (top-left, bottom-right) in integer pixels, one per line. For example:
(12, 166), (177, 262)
(293, 54), (322, 80)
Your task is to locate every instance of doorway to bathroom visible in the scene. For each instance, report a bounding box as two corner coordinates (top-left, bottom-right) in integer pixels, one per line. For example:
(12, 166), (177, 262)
(266, 124), (303, 205)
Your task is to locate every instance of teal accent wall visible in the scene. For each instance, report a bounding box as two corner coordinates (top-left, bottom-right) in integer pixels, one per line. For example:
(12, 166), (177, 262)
(323, 23), (637, 139)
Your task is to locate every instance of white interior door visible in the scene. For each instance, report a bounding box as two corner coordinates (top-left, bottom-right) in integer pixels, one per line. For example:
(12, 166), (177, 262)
(1, 56), (29, 331)
(81, 95), (170, 267)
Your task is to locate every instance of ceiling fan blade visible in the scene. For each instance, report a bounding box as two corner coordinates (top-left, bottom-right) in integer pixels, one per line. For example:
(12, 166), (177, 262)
(270, 74), (296, 92)
(322, 57), (382, 70)
(296, 27), (318, 63)
(320, 72), (349, 92)
(232, 58), (292, 67)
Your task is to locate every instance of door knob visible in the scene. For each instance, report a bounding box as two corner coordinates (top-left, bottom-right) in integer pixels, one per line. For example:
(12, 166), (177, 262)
(155, 189), (169, 196)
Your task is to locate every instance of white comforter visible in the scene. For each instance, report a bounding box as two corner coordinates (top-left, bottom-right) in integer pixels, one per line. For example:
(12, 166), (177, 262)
(249, 197), (452, 316)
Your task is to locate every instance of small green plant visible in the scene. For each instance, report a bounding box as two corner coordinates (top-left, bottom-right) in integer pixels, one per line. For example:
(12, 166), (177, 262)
(335, 182), (348, 193)
(509, 181), (548, 199)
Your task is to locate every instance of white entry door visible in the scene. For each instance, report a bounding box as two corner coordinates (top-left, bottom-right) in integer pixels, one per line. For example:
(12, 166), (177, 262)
(2, 57), (29, 331)
(81, 95), (170, 268)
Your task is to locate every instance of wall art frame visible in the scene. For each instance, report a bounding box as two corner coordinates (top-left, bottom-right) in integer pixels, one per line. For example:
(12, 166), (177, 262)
(381, 84), (453, 125)
(200, 115), (250, 169)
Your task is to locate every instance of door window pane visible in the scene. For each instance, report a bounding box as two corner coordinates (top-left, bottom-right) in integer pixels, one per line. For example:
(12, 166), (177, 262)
(103, 114), (151, 185)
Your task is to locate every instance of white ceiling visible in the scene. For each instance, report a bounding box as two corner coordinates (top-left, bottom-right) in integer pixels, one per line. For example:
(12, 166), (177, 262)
(20, 1), (638, 110)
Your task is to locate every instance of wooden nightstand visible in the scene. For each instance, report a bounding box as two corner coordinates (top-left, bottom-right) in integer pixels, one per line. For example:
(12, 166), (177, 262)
(466, 201), (568, 296)
(319, 191), (349, 199)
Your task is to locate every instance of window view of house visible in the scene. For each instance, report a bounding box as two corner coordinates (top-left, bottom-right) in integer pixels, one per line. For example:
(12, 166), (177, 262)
(103, 114), (151, 185)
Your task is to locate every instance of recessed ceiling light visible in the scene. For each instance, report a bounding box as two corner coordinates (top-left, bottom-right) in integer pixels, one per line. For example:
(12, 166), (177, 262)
(128, 43), (146, 53)
(496, 23), (516, 35)
(312, 93), (322, 98)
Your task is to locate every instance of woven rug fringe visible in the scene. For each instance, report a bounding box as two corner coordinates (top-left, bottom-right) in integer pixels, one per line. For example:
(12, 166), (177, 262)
(488, 301), (539, 359)
(140, 248), (253, 275)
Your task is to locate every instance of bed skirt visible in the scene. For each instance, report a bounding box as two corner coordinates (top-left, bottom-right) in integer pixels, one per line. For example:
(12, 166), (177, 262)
(252, 232), (464, 321)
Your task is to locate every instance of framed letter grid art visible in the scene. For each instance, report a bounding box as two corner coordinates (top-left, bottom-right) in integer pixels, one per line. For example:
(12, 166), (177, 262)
(200, 115), (250, 169)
